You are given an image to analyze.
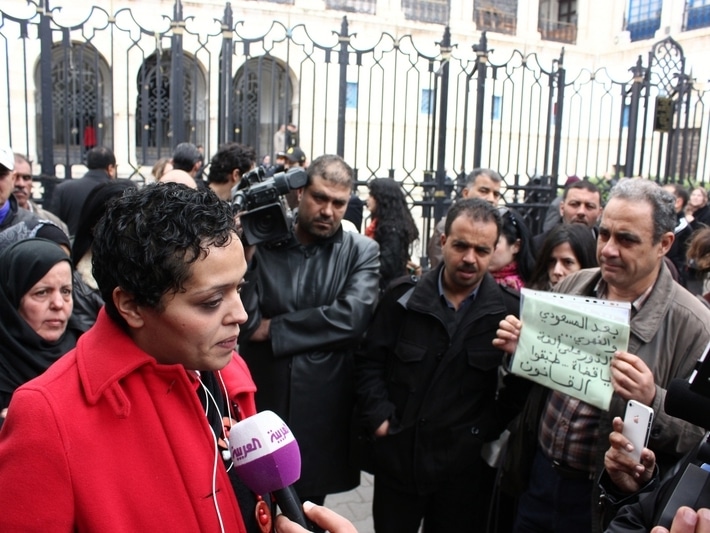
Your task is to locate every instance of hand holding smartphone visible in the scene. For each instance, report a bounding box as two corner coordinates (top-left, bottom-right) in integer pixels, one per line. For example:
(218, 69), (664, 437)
(621, 399), (654, 463)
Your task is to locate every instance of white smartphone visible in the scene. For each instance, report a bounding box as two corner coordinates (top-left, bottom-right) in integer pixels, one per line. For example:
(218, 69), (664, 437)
(621, 399), (654, 463)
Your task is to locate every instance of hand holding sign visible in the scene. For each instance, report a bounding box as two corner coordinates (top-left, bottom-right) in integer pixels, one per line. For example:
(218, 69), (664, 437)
(611, 351), (656, 406)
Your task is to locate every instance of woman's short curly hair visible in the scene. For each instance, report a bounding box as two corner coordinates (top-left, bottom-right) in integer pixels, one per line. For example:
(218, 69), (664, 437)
(92, 183), (237, 329)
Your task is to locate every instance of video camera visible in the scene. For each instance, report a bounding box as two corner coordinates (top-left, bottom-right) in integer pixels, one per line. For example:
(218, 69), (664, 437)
(231, 166), (308, 246)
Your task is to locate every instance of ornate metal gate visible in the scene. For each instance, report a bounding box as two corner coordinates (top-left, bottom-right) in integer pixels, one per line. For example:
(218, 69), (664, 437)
(0, 1), (708, 262)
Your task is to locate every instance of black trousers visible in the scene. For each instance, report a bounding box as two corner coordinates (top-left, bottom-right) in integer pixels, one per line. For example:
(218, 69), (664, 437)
(373, 469), (494, 533)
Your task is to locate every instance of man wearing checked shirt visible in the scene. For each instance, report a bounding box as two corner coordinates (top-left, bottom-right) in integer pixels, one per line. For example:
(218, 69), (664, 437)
(494, 178), (710, 533)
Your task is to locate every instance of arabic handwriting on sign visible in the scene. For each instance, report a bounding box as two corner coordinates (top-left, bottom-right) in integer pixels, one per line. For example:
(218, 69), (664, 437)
(591, 323), (619, 336)
(538, 311), (588, 330)
(547, 364), (591, 394)
(233, 437), (262, 461)
(529, 344), (560, 364)
(519, 352), (601, 395)
(575, 353), (610, 365)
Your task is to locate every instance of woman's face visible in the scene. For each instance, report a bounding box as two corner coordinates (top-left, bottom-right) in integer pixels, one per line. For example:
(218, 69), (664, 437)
(690, 188), (707, 209)
(547, 242), (582, 286)
(19, 261), (73, 342)
(132, 237), (248, 372)
(488, 235), (520, 273)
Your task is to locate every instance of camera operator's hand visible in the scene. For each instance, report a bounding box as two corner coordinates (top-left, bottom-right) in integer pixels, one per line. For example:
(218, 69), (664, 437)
(611, 350), (656, 406)
(604, 416), (656, 494)
(275, 501), (357, 533)
(242, 243), (256, 264)
(651, 506), (710, 533)
(374, 419), (390, 438)
(233, 213), (257, 263)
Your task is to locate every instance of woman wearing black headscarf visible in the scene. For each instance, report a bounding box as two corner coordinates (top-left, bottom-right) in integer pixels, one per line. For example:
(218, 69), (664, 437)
(0, 218), (103, 330)
(0, 238), (81, 413)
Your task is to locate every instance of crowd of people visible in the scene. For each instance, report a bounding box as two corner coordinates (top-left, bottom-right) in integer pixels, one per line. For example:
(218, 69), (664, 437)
(1, 139), (710, 533)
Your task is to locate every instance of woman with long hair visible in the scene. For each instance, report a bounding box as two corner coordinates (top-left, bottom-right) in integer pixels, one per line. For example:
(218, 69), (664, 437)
(686, 186), (710, 228)
(365, 178), (419, 291)
(488, 206), (535, 291)
(686, 226), (710, 300)
(528, 223), (598, 290)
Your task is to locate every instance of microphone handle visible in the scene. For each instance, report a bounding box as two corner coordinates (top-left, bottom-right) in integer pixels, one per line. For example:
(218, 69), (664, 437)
(273, 486), (315, 531)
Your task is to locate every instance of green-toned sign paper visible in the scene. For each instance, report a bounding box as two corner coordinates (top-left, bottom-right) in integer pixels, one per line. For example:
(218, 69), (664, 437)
(511, 289), (631, 411)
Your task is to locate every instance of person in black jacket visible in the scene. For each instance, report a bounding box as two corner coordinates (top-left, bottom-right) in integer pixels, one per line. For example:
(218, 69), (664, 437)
(356, 197), (525, 532)
(238, 154), (380, 508)
(48, 146), (117, 236)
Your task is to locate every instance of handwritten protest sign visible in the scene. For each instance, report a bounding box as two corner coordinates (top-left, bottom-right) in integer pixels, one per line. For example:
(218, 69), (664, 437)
(510, 289), (631, 411)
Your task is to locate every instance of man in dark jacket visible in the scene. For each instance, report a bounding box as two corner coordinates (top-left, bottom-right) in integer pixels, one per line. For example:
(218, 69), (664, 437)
(238, 154), (380, 506)
(49, 146), (116, 236)
(356, 198), (522, 532)
(0, 146), (39, 232)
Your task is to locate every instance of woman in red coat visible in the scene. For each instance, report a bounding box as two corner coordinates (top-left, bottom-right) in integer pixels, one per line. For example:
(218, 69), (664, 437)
(0, 184), (353, 533)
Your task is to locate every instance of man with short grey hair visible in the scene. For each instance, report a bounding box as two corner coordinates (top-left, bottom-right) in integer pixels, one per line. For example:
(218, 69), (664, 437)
(171, 142), (205, 188)
(11, 153), (68, 235)
(495, 178), (710, 533)
(427, 168), (503, 268)
(0, 146), (39, 232)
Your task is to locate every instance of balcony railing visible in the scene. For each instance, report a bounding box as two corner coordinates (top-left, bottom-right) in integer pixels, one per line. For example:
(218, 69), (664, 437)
(538, 18), (577, 44)
(686, 4), (710, 30)
(402, 0), (450, 24)
(326, 0), (376, 14)
(474, 6), (516, 35)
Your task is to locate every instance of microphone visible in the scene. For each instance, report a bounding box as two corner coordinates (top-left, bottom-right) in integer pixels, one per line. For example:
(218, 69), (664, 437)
(665, 378), (710, 429)
(228, 410), (314, 530)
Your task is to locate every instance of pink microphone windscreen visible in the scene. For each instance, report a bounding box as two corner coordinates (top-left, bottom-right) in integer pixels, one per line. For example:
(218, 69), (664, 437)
(228, 410), (302, 494)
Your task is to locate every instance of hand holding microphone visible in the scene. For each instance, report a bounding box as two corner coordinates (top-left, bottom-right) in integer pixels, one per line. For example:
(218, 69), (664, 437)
(275, 501), (358, 533)
(228, 410), (314, 531)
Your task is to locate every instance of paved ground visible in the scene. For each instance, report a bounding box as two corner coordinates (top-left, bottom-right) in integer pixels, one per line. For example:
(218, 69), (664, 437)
(324, 472), (375, 533)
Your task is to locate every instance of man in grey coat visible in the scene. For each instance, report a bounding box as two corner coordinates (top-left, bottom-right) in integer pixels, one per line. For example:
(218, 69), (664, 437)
(239, 154), (380, 505)
(495, 178), (710, 533)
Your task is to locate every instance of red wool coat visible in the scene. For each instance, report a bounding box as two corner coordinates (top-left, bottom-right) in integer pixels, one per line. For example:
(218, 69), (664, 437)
(0, 309), (257, 532)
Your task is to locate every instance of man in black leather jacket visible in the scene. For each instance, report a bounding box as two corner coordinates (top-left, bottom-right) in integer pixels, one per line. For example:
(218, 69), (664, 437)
(356, 198), (524, 532)
(239, 154), (380, 507)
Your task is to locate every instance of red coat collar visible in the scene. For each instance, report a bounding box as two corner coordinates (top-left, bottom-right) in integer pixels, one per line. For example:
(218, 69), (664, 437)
(75, 309), (257, 418)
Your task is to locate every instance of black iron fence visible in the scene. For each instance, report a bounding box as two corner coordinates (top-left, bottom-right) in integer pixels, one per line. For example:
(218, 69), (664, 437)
(0, 1), (709, 263)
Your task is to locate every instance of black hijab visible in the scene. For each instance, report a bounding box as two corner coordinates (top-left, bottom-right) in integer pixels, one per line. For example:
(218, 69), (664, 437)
(0, 238), (80, 409)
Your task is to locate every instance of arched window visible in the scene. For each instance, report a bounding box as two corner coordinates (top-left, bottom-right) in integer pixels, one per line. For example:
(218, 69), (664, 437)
(34, 41), (112, 166)
(135, 51), (206, 164)
(232, 57), (293, 159)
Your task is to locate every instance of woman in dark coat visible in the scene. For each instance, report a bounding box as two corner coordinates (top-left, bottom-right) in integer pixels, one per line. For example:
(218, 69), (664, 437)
(0, 238), (81, 413)
(365, 178), (419, 291)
